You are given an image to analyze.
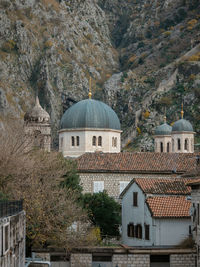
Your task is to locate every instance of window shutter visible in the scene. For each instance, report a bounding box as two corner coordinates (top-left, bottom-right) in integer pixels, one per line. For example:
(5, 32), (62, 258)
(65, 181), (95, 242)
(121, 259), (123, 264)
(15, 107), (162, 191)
(93, 181), (104, 193)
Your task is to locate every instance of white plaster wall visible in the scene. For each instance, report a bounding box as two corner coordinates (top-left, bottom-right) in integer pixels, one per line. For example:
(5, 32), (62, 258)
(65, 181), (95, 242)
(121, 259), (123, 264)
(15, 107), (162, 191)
(59, 128), (121, 157)
(154, 136), (172, 153)
(122, 183), (153, 246)
(154, 218), (191, 246)
(171, 132), (194, 153)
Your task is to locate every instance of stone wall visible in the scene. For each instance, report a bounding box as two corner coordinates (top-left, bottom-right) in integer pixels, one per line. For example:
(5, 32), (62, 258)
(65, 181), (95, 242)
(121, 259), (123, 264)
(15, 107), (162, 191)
(113, 254), (150, 267)
(170, 253), (196, 267)
(70, 253), (92, 267)
(79, 172), (176, 199)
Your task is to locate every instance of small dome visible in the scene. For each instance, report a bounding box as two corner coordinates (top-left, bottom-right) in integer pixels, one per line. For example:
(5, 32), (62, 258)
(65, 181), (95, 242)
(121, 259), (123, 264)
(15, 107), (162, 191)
(60, 99), (121, 130)
(155, 123), (172, 136)
(24, 97), (50, 123)
(172, 119), (193, 132)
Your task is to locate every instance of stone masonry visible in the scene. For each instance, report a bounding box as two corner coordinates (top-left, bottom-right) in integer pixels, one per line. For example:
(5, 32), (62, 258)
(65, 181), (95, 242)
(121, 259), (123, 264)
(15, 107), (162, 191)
(170, 253), (196, 267)
(113, 254), (150, 267)
(70, 253), (92, 267)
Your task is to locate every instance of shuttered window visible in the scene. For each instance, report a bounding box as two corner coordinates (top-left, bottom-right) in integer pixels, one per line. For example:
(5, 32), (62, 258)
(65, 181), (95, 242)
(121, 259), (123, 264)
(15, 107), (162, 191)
(93, 181), (104, 193)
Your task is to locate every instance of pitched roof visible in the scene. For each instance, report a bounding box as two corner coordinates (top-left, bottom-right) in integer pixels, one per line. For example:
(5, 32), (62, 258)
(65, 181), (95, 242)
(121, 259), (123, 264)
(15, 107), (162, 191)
(135, 178), (191, 195)
(187, 178), (200, 186)
(146, 196), (191, 218)
(77, 152), (198, 173)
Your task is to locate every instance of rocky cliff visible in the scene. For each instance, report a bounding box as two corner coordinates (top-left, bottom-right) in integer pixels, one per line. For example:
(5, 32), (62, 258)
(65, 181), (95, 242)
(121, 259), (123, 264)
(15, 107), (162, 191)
(0, 0), (200, 149)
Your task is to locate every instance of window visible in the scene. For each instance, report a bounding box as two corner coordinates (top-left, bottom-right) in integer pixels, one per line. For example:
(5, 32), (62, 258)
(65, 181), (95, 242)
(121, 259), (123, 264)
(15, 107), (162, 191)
(172, 139), (174, 152)
(160, 142), (163, 153)
(60, 137), (63, 148)
(127, 223), (134, 237)
(93, 181), (104, 193)
(167, 142), (170, 153)
(114, 138), (117, 147)
(92, 136), (96, 146)
(76, 136), (80, 146)
(119, 181), (129, 194)
(98, 136), (102, 146)
(71, 136), (75, 146)
(145, 224), (150, 240)
(3, 223), (10, 255)
(133, 192), (138, 206)
(178, 138), (181, 150)
(136, 224), (142, 239)
(185, 139), (188, 151)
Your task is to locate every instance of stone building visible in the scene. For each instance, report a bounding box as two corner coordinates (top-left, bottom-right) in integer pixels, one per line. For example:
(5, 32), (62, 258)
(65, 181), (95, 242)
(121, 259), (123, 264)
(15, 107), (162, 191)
(24, 96), (51, 152)
(0, 200), (25, 267)
(154, 107), (195, 153)
(77, 152), (198, 199)
(120, 178), (192, 247)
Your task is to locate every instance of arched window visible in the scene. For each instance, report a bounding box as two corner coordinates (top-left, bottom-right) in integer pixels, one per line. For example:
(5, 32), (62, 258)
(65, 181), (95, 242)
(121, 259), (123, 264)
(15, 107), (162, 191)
(114, 138), (117, 147)
(178, 138), (181, 150)
(98, 136), (102, 146)
(71, 136), (75, 146)
(112, 137), (114, 147)
(136, 224), (142, 239)
(60, 137), (63, 148)
(184, 139), (188, 151)
(76, 136), (80, 146)
(92, 136), (96, 146)
(160, 142), (163, 153)
(172, 139), (174, 152)
(167, 142), (170, 153)
(127, 223), (134, 237)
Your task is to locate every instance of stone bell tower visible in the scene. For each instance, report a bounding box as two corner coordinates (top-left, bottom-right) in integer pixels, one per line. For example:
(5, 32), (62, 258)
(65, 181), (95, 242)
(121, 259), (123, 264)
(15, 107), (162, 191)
(24, 96), (51, 152)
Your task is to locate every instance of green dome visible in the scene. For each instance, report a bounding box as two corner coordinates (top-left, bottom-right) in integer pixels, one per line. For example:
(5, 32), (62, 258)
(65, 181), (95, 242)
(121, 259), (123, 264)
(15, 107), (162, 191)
(172, 119), (193, 132)
(60, 99), (121, 130)
(155, 123), (172, 136)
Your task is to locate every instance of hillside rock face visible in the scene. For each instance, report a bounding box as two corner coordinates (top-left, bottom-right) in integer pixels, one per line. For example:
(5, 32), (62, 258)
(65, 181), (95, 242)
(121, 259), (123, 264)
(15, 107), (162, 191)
(0, 0), (200, 149)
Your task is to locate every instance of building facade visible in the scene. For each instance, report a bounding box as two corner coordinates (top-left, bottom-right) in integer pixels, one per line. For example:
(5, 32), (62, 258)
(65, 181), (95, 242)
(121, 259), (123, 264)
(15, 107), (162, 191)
(0, 200), (25, 267)
(120, 178), (192, 247)
(59, 99), (122, 157)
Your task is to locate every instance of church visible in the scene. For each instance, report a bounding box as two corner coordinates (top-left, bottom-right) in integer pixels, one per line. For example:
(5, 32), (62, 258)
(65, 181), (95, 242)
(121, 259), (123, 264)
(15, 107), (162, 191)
(23, 89), (198, 200)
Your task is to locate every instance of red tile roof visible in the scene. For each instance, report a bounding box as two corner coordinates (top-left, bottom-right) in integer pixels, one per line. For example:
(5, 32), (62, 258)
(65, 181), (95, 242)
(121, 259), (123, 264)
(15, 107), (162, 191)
(135, 178), (192, 195)
(146, 196), (191, 218)
(77, 152), (198, 173)
(187, 178), (200, 186)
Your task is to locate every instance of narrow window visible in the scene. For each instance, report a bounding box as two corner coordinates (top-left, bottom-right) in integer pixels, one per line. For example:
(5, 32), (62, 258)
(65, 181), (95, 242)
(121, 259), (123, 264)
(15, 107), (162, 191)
(145, 225), (150, 240)
(178, 138), (181, 150)
(98, 136), (102, 146)
(136, 224), (142, 239)
(92, 136), (96, 146)
(112, 137), (114, 147)
(76, 136), (80, 146)
(114, 138), (117, 147)
(127, 223), (134, 237)
(133, 192), (138, 207)
(185, 139), (188, 151)
(71, 136), (75, 146)
(189, 225), (192, 236)
(172, 139), (174, 152)
(160, 142), (163, 153)
(60, 137), (63, 148)
(167, 142), (170, 153)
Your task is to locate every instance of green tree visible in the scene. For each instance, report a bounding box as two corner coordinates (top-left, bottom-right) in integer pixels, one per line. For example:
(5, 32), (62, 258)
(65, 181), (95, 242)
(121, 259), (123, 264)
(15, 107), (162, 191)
(81, 191), (121, 237)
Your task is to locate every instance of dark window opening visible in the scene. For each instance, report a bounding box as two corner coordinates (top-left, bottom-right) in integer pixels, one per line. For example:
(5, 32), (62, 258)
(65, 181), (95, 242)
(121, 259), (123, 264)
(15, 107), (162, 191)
(185, 139), (188, 150)
(167, 142), (170, 152)
(145, 224), (150, 240)
(76, 136), (80, 146)
(150, 255), (170, 263)
(92, 136), (96, 146)
(178, 138), (181, 150)
(133, 192), (138, 207)
(4, 225), (9, 252)
(71, 136), (75, 146)
(160, 142), (163, 153)
(92, 255), (112, 262)
(127, 223), (134, 237)
(98, 136), (102, 146)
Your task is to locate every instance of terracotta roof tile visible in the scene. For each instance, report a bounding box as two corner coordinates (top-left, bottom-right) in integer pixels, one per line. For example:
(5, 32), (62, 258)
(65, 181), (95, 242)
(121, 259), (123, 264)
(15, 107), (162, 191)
(77, 152), (198, 173)
(187, 178), (200, 186)
(135, 178), (192, 195)
(146, 196), (191, 218)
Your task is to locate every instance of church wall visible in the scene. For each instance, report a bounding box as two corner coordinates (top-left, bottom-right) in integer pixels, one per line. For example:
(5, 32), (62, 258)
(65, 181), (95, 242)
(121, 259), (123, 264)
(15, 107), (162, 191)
(79, 172), (177, 199)
(154, 136), (172, 153)
(171, 132), (194, 153)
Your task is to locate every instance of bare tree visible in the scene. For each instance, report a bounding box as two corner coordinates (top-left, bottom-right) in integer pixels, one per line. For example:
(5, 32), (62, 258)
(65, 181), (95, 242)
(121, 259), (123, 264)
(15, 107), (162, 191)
(0, 118), (97, 250)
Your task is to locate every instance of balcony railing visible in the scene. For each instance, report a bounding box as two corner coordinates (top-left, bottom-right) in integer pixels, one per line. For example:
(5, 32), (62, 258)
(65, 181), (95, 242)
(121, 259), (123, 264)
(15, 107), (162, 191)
(0, 200), (23, 218)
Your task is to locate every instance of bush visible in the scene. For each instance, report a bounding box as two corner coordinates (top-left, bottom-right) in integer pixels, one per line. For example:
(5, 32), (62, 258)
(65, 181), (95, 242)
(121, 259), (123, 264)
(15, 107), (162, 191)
(2, 40), (17, 53)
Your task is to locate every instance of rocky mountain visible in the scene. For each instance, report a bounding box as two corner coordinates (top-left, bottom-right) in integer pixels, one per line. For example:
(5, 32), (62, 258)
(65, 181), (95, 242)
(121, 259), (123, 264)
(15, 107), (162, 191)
(0, 0), (200, 150)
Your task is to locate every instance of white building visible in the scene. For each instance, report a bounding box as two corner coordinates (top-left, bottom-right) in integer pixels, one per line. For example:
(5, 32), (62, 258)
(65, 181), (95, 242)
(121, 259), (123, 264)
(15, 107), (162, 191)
(120, 178), (192, 247)
(154, 108), (195, 153)
(59, 98), (122, 157)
